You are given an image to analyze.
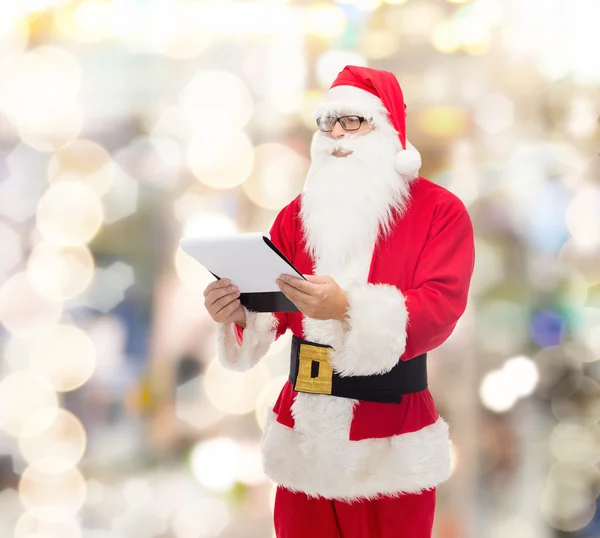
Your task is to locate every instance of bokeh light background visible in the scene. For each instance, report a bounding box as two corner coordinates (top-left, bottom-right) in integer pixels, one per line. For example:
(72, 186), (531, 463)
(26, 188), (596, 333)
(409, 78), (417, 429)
(0, 0), (599, 536)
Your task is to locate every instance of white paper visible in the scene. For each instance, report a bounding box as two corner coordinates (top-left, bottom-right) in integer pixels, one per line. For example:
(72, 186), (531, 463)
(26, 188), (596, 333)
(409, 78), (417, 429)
(179, 232), (301, 293)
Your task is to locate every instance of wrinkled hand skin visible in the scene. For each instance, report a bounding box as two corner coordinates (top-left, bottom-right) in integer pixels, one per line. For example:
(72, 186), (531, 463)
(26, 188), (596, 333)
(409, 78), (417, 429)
(276, 274), (349, 321)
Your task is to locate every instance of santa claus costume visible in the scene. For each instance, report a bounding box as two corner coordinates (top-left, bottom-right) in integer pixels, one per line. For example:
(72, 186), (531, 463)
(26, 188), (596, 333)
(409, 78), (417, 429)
(216, 66), (475, 538)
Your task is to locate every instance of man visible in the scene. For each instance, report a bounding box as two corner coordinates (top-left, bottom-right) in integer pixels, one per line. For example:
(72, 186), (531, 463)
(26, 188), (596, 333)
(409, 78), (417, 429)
(204, 66), (475, 538)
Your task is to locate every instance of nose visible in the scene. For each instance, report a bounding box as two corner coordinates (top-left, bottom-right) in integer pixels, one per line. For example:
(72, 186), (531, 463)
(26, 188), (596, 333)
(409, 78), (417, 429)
(330, 121), (346, 139)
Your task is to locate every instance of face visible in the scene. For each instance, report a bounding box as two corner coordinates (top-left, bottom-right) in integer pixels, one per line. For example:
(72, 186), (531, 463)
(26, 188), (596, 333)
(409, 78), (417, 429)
(321, 116), (375, 158)
(302, 111), (407, 269)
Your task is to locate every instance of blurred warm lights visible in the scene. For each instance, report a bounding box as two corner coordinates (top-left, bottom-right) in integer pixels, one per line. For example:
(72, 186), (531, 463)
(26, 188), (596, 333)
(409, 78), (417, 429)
(55, 0), (116, 43)
(316, 51), (368, 90)
(29, 324), (97, 392)
(36, 181), (104, 246)
(0, 45), (85, 151)
(19, 462), (87, 522)
(19, 408), (87, 471)
(187, 130), (255, 189)
(542, 462), (597, 532)
(415, 106), (467, 138)
(11, 0), (71, 17)
(474, 93), (515, 134)
(0, 13), (29, 56)
(242, 143), (309, 210)
(27, 243), (95, 301)
(306, 4), (348, 38)
(14, 512), (82, 538)
(0, 46), (82, 126)
(503, 356), (540, 398)
(0, 173), (44, 224)
(101, 166), (139, 224)
(0, 272), (63, 337)
(175, 375), (226, 432)
(173, 1), (295, 37)
(135, 1), (215, 59)
(449, 443), (459, 476)
(190, 437), (240, 492)
(480, 369), (519, 413)
(300, 90), (325, 130)
(255, 375), (288, 430)
(574, 307), (600, 356)
(113, 135), (182, 190)
(565, 186), (600, 251)
(334, 0), (382, 11)
(549, 420), (600, 465)
(181, 73), (255, 188)
(190, 437), (267, 493)
(180, 71), (254, 131)
(0, 371), (58, 438)
(479, 355), (538, 413)
(360, 30), (401, 60)
(431, 21), (460, 54)
(48, 140), (115, 197)
(173, 192), (211, 224)
(79, 261), (134, 313)
(0, 221), (22, 278)
(566, 96), (598, 138)
(3, 335), (33, 373)
(18, 102), (84, 152)
(171, 496), (230, 538)
(478, 300), (530, 355)
(182, 212), (238, 238)
(204, 359), (271, 415)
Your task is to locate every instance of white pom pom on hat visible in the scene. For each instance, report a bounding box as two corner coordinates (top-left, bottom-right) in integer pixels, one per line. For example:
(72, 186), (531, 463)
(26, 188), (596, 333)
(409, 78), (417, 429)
(394, 141), (422, 177)
(313, 66), (422, 179)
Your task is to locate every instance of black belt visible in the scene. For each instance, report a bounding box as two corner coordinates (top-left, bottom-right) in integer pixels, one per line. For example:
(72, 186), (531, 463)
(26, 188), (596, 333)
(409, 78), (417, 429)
(289, 335), (428, 403)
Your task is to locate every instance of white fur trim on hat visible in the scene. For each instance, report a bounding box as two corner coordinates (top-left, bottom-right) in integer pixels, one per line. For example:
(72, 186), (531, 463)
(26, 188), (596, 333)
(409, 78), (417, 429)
(313, 85), (386, 120)
(314, 85), (422, 179)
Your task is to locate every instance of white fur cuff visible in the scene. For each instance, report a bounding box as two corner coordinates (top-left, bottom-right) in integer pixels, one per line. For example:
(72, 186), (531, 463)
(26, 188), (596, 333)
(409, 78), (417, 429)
(215, 308), (279, 372)
(330, 284), (408, 377)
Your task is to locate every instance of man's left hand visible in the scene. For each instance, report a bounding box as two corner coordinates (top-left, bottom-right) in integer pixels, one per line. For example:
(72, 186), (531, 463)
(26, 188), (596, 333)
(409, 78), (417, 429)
(276, 274), (349, 321)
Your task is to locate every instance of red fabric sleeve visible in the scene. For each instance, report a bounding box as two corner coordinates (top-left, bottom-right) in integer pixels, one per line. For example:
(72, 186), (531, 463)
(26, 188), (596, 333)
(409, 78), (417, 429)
(401, 191), (475, 360)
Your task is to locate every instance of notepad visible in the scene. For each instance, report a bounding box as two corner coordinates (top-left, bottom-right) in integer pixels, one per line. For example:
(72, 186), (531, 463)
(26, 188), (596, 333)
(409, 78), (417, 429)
(179, 232), (305, 313)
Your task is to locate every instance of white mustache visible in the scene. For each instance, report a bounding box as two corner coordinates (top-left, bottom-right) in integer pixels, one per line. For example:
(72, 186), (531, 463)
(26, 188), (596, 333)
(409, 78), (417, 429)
(315, 134), (363, 156)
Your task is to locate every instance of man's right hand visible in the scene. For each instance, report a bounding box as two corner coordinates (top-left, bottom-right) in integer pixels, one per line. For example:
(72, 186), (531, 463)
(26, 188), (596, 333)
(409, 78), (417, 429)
(204, 279), (247, 328)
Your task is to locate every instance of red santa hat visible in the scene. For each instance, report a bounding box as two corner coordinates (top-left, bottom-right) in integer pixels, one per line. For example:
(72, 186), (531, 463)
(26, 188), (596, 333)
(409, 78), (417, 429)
(314, 65), (422, 178)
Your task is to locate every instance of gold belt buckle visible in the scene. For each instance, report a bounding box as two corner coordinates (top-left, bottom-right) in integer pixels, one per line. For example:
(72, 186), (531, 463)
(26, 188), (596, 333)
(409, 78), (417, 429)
(294, 343), (333, 395)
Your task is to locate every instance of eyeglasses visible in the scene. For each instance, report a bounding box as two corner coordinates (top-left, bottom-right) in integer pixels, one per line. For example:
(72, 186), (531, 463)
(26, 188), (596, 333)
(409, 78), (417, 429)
(316, 115), (367, 132)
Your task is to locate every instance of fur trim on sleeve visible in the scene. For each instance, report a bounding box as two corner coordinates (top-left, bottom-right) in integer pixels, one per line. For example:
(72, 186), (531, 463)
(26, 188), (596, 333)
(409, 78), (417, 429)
(330, 284), (408, 377)
(215, 308), (279, 372)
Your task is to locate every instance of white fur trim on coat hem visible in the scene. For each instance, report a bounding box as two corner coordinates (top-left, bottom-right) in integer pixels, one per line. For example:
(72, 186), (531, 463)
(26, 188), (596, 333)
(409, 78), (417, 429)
(215, 308), (278, 372)
(330, 283), (408, 377)
(262, 411), (451, 501)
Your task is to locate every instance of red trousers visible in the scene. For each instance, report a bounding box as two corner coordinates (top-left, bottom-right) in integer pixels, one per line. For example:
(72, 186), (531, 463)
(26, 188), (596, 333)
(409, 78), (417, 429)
(274, 486), (436, 538)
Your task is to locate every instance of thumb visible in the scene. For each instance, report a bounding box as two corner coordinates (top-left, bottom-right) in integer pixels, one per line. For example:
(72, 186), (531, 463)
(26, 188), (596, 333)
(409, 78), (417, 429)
(303, 274), (330, 284)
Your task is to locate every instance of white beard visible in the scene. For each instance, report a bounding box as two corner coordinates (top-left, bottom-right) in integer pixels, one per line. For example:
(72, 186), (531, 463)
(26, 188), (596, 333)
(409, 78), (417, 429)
(292, 128), (417, 444)
(300, 127), (413, 277)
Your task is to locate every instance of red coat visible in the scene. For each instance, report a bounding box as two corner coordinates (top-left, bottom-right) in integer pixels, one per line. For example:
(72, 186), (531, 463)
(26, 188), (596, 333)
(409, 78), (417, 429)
(218, 177), (475, 500)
